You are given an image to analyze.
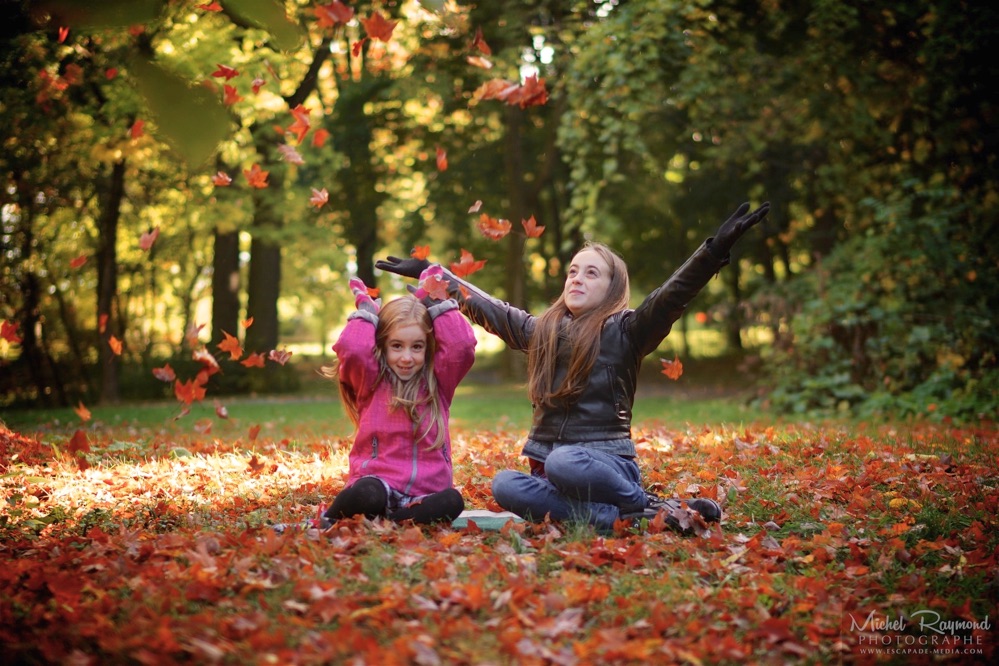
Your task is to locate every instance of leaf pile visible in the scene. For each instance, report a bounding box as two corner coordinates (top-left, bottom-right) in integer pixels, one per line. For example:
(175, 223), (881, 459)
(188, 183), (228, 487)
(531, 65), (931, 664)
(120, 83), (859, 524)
(1, 420), (996, 664)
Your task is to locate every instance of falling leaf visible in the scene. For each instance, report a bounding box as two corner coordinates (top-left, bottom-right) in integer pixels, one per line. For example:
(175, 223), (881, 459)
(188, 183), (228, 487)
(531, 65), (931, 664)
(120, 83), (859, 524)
(477, 214), (512, 240)
(1, 320), (22, 344)
(129, 119), (145, 139)
(194, 419), (213, 434)
(472, 75), (549, 109)
(67, 429), (90, 455)
(174, 378), (207, 405)
(243, 317), (254, 329)
(352, 39), (366, 57)
(196, 2), (222, 10)
(74, 402), (91, 422)
(435, 146), (448, 172)
(193, 348), (221, 376)
(70, 255), (88, 269)
(57, 26), (70, 43)
(105, 68), (118, 80)
(450, 249), (487, 278)
(217, 331), (243, 361)
(247, 454), (267, 475)
(278, 144), (305, 164)
(244, 164), (269, 189)
(470, 27), (492, 55)
(241, 352), (266, 368)
(416, 266), (450, 301)
(211, 64), (240, 81)
(287, 104), (311, 144)
(468, 200), (483, 213)
(521, 215), (545, 238)
(361, 11), (397, 42)
(152, 364), (176, 382)
(311, 128), (330, 147)
(466, 56), (493, 70)
(212, 171), (232, 187)
(661, 355), (683, 380)
(269, 349), (292, 365)
(411, 245), (431, 260)
(108, 335), (123, 356)
(223, 84), (242, 105)
(248, 424), (261, 440)
(186, 322), (205, 348)
(98, 314), (109, 334)
(139, 227), (160, 251)
(214, 400), (229, 419)
(251, 77), (266, 94)
(315, 1), (354, 28)
(309, 188), (329, 208)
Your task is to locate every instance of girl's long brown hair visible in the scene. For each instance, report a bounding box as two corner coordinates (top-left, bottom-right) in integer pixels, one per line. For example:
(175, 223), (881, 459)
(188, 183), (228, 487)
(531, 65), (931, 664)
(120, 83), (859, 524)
(527, 242), (630, 407)
(321, 297), (448, 450)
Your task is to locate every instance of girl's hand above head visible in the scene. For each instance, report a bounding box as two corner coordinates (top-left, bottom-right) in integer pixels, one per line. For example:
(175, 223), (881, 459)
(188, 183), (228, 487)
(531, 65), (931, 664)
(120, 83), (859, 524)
(349, 278), (381, 314)
(375, 256), (431, 279)
(710, 201), (771, 258)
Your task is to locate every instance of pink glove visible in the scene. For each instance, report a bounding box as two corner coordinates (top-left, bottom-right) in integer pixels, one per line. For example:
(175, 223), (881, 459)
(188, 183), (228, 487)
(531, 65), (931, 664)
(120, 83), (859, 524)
(349, 278), (380, 314)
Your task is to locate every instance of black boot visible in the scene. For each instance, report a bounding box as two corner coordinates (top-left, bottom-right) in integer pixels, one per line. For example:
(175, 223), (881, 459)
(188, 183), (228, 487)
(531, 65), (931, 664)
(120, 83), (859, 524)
(324, 477), (389, 521)
(389, 488), (464, 525)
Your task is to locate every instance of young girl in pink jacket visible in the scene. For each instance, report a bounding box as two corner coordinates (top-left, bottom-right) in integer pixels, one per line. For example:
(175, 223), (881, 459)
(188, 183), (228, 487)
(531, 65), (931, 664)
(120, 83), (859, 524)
(319, 275), (476, 526)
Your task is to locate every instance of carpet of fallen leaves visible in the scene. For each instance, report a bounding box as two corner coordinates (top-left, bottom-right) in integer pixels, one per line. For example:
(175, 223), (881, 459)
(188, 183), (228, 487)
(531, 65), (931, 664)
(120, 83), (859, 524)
(1, 418), (997, 665)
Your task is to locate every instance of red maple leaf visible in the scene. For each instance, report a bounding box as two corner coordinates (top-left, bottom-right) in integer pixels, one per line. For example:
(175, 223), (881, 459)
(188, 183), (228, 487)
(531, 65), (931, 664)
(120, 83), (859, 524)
(244, 164), (269, 188)
(217, 331), (243, 361)
(186, 322), (205, 348)
(470, 27), (492, 55)
(214, 400), (229, 419)
(315, 1), (354, 28)
(660, 355), (684, 380)
(139, 227), (160, 251)
(67, 429), (90, 455)
(243, 317), (254, 328)
(130, 119), (145, 139)
(248, 424), (261, 441)
(477, 214), (512, 240)
(70, 255), (88, 269)
(212, 171), (232, 186)
(450, 249), (487, 278)
(152, 363), (176, 382)
(74, 401), (91, 422)
(98, 313), (108, 333)
(411, 245), (431, 260)
(223, 84), (242, 105)
(193, 348), (221, 376)
(211, 64), (240, 81)
(174, 378), (207, 405)
(57, 26), (69, 43)
(312, 128), (330, 147)
(108, 335), (123, 355)
(241, 352), (266, 368)
(522, 215), (545, 238)
(287, 104), (311, 144)
(1, 320), (22, 344)
(251, 76), (266, 94)
(361, 11), (398, 42)
(436, 146), (448, 171)
(269, 349), (293, 365)
(310, 188), (329, 208)
(197, 2), (222, 11)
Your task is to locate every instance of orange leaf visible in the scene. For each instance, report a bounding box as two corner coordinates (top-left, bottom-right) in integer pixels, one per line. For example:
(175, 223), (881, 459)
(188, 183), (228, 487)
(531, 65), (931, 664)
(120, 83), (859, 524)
(470, 27), (492, 55)
(660, 355), (683, 380)
(223, 84), (242, 105)
(251, 76), (266, 94)
(139, 227), (160, 251)
(108, 335), (123, 356)
(174, 378), (207, 405)
(450, 249), (487, 278)
(521, 215), (545, 238)
(185, 322), (205, 348)
(241, 352), (266, 368)
(68, 429), (90, 455)
(287, 104), (311, 144)
(477, 214), (512, 240)
(315, 1), (354, 28)
(193, 348), (221, 375)
(197, 2), (222, 10)
(98, 313), (108, 334)
(152, 363), (176, 382)
(214, 400), (229, 419)
(212, 171), (232, 187)
(436, 146), (448, 171)
(217, 331), (243, 361)
(244, 164), (269, 188)
(74, 401), (91, 422)
(242, 317), (254, 328)
(248, 424), (261, 441)
(411, 245), (431, 260)
(70, 255), (88, 269)
(312, 128), (330, 147)
(310, 188), (329, 208)
(466, 56), (493, 70)
(268, 349), (292, 365)
(361, 11), (397, 42)
(129, 119), (145, 139)
(420, 274), (450, 301)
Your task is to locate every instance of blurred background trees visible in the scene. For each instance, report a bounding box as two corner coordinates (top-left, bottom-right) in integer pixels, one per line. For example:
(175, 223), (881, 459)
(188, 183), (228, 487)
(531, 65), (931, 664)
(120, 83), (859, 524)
(2, 0), (996, 421)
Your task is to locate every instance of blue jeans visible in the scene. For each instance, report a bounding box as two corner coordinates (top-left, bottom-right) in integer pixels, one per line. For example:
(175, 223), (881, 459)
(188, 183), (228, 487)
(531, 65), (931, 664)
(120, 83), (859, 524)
(491, 446), (648, 532)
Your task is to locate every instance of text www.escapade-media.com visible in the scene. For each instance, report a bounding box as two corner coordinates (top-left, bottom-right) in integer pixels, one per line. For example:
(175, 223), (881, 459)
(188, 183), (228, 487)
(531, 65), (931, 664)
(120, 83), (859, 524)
(848, 609), (991, 656)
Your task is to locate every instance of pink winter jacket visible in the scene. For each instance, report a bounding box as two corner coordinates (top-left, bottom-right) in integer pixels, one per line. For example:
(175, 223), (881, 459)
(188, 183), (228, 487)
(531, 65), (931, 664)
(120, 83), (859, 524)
(333, 304), (476, 497)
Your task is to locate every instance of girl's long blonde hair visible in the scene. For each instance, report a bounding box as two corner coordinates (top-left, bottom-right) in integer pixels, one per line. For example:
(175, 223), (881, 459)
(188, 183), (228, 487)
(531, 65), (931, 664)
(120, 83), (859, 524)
(527, 242), (630, 407)
(321, 297), (448, 450)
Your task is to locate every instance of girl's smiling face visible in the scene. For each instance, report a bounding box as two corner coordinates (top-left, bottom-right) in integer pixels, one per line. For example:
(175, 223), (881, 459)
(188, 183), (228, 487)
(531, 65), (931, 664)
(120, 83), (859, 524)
(563, 248), (612, 316)
(385, 323), (427, 380)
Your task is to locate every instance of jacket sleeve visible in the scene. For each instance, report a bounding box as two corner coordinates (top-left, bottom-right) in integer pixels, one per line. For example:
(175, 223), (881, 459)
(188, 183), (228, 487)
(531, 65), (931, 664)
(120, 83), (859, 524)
(430, 304), (477, 401)
(627, 240), (727, 357)
(330, 317), (380, 400)
(439, 268), (535, 353)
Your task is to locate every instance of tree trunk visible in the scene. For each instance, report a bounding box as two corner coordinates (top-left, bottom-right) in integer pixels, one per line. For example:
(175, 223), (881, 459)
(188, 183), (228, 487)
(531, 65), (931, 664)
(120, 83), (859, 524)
(502, 105), (528, 380)
(97, 158), (126, 404)
(212, 228), (241, 345)
(245, 234), (281, 354)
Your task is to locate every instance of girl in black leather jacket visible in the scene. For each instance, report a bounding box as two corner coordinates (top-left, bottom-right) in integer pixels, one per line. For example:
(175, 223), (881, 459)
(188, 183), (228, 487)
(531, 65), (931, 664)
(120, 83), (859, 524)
(378, 201), (769, 534)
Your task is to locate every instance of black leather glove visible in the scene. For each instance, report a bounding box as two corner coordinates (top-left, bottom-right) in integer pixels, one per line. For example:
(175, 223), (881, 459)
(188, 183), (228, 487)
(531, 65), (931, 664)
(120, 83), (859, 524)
(375, 255), (431, 279)
(710, 201), (770, 258)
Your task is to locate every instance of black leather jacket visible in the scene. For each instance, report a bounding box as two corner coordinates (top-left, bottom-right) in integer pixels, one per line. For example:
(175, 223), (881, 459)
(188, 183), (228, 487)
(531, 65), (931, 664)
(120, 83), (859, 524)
(445, 241), (727, 446)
